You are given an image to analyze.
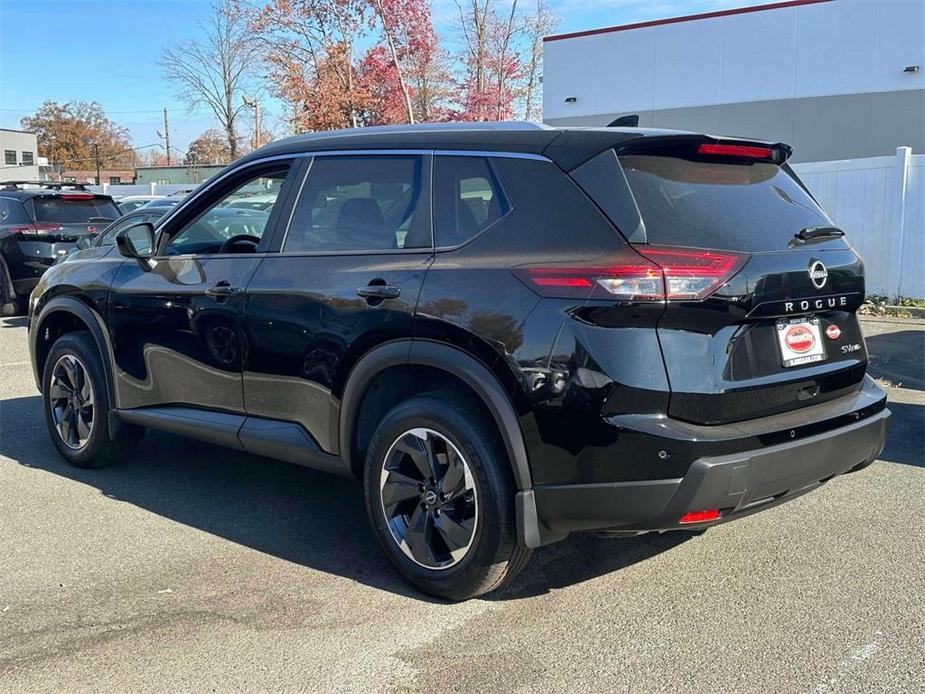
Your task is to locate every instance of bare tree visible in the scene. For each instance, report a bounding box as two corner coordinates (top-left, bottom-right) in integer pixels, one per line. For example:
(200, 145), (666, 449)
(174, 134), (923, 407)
(490, 0), (520, 121)
(522, 0), (557, 121)
(160, 1), (257, 159)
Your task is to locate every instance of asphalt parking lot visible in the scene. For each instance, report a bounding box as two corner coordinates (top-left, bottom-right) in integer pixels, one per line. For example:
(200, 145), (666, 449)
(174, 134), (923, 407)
(0, 315), (922, 693)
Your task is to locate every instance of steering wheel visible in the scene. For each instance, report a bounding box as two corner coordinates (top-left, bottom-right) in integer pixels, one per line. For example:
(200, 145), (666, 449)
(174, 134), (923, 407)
(218, 234), (261, 254)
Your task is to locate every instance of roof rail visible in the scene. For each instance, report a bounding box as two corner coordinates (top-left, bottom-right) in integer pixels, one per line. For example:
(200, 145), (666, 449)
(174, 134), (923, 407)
(0, 180), (91, 191)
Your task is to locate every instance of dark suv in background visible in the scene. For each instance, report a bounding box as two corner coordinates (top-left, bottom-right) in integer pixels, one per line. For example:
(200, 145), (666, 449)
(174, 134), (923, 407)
(28, 123), (889, 600)
(1, 182), (119, 315)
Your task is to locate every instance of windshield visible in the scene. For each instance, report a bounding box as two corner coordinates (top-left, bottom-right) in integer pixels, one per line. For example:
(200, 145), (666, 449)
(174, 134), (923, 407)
(33, 197), (120, 224)
(619, 154), (838, 252)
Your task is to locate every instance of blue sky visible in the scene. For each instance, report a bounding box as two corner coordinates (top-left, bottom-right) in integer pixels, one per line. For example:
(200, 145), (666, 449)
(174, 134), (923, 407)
(0, 0), (768, 154)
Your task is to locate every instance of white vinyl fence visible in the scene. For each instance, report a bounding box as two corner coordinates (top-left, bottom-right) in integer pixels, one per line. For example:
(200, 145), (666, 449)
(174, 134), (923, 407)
(793, 147), (924, 299)
(87, 182), (198, 197)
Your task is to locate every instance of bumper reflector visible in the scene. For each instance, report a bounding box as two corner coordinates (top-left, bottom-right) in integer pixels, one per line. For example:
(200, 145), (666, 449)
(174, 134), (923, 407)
(679, 509), (721, 524)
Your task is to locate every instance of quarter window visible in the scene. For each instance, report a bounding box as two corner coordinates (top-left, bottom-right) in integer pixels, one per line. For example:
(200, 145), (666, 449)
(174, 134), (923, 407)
(284, 155), (427, 253)
(433, 156), (509, 248)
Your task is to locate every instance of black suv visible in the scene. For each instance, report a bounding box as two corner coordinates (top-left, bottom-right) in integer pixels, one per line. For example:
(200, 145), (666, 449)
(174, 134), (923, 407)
(28, 124), (890, 600)
(1, 182), (120, 315)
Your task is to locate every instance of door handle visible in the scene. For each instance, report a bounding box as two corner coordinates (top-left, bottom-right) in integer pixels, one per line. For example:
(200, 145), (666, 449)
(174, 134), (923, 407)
(206, 282), (243, 296)
(356, 285), (401, 300)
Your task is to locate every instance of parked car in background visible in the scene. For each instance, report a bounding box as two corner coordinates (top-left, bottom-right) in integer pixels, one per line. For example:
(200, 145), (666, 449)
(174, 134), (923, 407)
(27, 124), (889, 600)
(0, 182), (119, 315)
(138, 197), (184, 212)
(117, 195), (165, 214)
(225, 193), (278, 211)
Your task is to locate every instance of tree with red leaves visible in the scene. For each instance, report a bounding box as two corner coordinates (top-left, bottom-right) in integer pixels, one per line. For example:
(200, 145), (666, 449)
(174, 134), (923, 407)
(245, 0), (371, 131)
(361, 0), (452, 124)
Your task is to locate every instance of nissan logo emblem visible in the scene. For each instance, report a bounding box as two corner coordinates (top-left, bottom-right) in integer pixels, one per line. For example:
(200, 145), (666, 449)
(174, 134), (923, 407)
(809, 260), (828, 289)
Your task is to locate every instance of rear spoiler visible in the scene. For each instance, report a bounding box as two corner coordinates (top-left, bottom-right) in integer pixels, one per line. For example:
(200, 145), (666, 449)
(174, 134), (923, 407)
(616, 134), (793, 165)
(1, 181), (92, 191)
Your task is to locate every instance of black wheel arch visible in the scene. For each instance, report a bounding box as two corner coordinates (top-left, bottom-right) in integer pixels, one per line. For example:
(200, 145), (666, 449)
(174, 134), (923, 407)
(30, 295), (118, 409)
(340, 338), (562, 549)
(339, 339), (533, 491)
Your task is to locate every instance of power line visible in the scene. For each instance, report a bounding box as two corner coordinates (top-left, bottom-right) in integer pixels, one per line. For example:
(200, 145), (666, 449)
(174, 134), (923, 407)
(49, 143), (166, 167)
(0, 107), (172, 115)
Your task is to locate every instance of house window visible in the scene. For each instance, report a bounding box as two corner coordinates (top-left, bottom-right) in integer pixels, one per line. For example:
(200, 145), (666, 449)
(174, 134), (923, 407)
(21, 151), (34, 165)
(109, 176), (121, 185)
(4, 150), (16, 165)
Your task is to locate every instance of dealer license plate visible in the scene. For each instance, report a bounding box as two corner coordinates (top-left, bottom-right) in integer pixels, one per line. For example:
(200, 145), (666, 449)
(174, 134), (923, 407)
(776, 317), (827, 367)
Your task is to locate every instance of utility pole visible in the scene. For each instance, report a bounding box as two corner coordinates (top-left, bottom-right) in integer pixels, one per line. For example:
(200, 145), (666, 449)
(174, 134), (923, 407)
(163, 108), (171, 166)
(243, 95), (260, 150)
(93, 143), (101, 185)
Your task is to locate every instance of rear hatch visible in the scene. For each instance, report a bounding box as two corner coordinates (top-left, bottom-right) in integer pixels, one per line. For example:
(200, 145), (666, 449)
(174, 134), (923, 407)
(618, 137), (866, 424)
(28, 193), (120, 242)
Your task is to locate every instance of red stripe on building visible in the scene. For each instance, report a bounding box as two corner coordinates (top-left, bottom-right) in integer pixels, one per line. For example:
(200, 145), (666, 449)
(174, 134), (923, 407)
(544, 0), (832, 42)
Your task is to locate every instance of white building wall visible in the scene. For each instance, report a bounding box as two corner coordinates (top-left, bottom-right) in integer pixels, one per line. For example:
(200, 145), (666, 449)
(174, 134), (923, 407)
(544, 0), (924, 120)
(0, 129), (40, 181)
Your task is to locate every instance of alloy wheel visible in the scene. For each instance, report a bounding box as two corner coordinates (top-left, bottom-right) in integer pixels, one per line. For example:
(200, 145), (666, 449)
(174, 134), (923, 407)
(49, 354), (95, 450)
(379, 428), (478, 570)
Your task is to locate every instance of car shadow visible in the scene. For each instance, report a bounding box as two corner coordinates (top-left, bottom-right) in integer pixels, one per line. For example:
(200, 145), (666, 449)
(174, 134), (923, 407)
(0, 394), (689, 602)
(879, 400), (925, 468)
(865, 330), (925, 391)
(1, 316), (28, 329)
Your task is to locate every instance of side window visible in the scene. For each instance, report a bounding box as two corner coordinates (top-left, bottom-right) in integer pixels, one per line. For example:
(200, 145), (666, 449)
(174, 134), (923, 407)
(434, 156), (509, 248)
(0, 198), (29, 225)
(165, 167), (289, 256)
(284, 155), (426, 253)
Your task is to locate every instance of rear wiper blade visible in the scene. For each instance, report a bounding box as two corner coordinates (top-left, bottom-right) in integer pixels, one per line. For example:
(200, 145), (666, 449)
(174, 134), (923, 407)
(794, 225), (845, 242)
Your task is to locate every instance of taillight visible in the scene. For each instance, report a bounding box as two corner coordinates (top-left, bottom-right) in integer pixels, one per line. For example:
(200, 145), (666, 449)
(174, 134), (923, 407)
(11, 222), (62, 236)
(697, 143), (773, 159)
(514, 245), (747, 302)
(635, 246), (748, 300)
(61, 194), (94, 200)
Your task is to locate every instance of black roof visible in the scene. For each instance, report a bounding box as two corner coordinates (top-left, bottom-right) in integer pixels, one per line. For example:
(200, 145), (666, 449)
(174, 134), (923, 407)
(236, 122), (729, 171)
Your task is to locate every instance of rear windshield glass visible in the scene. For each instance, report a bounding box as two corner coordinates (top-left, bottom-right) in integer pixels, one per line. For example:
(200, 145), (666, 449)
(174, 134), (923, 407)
(33, 197), (120, 224)
(619, 154), (833, 252)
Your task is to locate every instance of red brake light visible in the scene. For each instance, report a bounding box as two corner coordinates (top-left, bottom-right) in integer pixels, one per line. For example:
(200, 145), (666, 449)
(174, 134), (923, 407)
(514, 246), (747, 302)
(61, 194), (94, 200)
(635, 246), (748, 300)
(513, 247), (664, 301)
(10, 222), (62, 236)
(679, 509), (721, 524)
(697, 143), (773, 159)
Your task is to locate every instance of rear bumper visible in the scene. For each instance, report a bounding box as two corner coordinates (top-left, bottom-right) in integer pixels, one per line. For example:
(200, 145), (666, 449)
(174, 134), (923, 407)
(525, 405), (889, 543)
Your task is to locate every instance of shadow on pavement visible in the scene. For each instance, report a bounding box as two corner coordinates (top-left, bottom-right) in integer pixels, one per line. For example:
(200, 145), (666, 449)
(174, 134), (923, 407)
(880, 401), (925, 468)
(0, 394), (684, 601)
(0, 316), (27, 329)
(866, 331), (925, 391)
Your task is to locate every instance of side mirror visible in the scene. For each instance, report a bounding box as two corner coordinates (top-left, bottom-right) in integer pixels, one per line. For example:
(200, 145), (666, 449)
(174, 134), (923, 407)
(116, 222), (156, 259)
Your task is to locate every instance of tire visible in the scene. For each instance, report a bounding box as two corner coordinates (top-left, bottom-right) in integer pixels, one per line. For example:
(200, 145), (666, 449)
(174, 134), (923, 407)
(363, 392), (532, 601)
(42, 332), (141, 468)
